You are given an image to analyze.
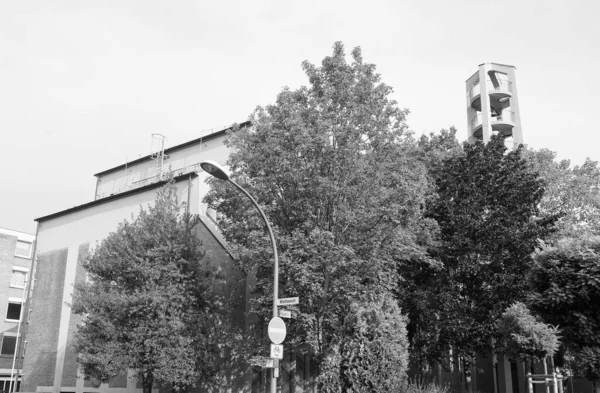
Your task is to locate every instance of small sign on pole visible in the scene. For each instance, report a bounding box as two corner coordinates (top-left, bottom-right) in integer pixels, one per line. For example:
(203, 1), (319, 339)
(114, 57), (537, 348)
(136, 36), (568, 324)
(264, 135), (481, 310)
(277, 297), (299, 306)
(271, 344), (284, 359)
(250, 356), (275, 368)
(279, 309), (292, 319)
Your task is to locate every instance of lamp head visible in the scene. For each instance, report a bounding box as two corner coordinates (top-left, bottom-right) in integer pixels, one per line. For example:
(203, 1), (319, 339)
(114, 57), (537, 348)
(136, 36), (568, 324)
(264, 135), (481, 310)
(200, 160), (230, 181)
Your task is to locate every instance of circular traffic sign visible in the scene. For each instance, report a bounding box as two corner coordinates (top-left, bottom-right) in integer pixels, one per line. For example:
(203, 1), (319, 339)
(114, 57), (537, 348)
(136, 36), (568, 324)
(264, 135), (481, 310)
(268, 317), (287, 344)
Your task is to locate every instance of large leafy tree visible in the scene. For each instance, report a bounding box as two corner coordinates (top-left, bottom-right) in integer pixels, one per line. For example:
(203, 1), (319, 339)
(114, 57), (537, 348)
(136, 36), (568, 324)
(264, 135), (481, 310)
(205, 42), (433, 387)
(72, 183), (226, 393)
(529, 236), (600, 393)
(415, 136), (557, 363)
(524, 148), (600, 238)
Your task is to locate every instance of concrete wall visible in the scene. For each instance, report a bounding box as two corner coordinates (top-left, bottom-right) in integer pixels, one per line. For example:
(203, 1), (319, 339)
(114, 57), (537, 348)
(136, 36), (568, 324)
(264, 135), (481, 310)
(22, 175), (248, 393)
(22, 176), (247, 393)
(95, 133), (230, 199)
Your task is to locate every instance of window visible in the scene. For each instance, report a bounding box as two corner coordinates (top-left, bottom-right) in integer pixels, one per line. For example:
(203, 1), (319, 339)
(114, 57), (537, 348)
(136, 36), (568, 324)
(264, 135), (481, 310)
(5, 299), (22, 321)
(0, 335), (17, 356)
(10, 268), (27, 289)
(14, 241), (32, 258)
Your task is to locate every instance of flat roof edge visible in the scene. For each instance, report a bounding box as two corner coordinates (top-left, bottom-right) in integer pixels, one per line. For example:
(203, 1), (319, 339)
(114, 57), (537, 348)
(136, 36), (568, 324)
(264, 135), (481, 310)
(94, 121), (251, 177)
(35, 173), (198, 223)
(0, 227), (36, 241)
(478, 62), (517, 69)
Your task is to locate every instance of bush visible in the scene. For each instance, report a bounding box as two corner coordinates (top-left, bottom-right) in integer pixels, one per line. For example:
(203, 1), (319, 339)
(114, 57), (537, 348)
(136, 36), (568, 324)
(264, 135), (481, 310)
(496, 302), (559, 361)
(317, 295), (409, 392)
(404, 380), (452, 393)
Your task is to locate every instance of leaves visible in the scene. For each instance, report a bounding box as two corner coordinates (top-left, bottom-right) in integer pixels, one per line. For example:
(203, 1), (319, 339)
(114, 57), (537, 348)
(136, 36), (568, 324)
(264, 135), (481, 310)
(529, 236), (600, 382)
(318, 294), (409, 393)
(72, 182), (228, 392)
(407, 135), (557, 362)
(496, 302), (560, 361)
(204, 42), (424, 387)
(524, 148), (600, 238)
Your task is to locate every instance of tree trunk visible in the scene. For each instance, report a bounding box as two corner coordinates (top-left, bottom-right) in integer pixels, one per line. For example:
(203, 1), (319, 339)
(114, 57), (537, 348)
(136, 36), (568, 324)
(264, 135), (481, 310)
(142, 373), (153, 393)
(593, 380), (600, 393)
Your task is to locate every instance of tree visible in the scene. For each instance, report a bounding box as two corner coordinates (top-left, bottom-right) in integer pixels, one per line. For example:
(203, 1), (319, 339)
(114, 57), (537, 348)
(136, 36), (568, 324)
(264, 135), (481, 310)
(72, 182), (226, 393)
(524, 148), (600, 238)
(204, 42), (432, 387)
(418, 136), (557, 362)
(496, 302), (559, 362)
(318, 294), (409, 392)
(529, 236), (600, 392)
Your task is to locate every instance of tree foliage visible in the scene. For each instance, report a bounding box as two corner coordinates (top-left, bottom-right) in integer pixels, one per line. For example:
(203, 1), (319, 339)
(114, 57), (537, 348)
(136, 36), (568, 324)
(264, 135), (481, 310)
(496, 302), (559, 361)
(411, 136), (557, 362)
(318, 295), (409, 392)
(529, 236), (600, 385)
(204, 42), (429, 384)
(72, 183), (226, 393)
(525, 148), (600, 238)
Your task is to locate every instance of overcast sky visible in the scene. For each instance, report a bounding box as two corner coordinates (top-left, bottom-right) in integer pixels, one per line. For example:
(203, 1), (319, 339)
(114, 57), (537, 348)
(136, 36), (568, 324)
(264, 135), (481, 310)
(2, 0), (599, 234)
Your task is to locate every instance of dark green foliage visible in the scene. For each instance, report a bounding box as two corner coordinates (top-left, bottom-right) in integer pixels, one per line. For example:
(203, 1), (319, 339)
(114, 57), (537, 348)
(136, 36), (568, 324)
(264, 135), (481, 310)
(496, 302), (559, 361)
(204, 42), (426, 386)
(529, 236), (600, 384)
(417, 127), (463, 176)
(411, 135), (557, 362)
(72, 183), (226, 393)
(318, 295), (409, 392)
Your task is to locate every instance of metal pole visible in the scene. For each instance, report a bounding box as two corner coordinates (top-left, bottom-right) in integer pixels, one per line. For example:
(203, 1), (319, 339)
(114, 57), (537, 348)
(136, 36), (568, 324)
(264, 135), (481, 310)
(228, 179), (278, 393)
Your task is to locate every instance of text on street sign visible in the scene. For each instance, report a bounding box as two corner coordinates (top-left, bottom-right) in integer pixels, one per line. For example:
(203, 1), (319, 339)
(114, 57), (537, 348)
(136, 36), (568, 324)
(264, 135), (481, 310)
(277, 297), (299, 306)
(250, 356), (275, 368)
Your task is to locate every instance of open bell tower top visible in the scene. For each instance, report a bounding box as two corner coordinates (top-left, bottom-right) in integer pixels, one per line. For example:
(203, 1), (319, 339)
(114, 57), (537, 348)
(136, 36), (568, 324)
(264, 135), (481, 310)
(466, 63), (523, 147)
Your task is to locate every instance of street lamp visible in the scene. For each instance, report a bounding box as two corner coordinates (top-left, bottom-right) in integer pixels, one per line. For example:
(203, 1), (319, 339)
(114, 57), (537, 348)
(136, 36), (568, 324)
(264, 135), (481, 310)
(200, 160), (279, 393)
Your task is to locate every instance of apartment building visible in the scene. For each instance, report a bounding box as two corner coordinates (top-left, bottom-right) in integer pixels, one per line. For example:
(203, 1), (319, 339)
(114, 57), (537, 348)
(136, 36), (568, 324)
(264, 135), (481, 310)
(0, 227), (35, 393)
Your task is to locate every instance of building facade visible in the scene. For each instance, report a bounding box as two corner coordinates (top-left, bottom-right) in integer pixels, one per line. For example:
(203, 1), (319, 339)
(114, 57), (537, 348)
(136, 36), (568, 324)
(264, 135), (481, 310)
(0, 227), (35, 393)
(20, 124), (262, 393)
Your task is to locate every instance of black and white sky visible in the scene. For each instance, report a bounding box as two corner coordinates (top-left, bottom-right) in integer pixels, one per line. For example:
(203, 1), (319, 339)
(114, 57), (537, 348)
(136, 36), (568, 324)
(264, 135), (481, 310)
(2, 0), (599, 233)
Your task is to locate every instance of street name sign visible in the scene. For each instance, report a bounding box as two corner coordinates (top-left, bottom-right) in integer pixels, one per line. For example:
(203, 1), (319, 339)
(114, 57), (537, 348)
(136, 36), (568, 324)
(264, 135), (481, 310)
(250, 356), (275, 368)
(270, 344), (284, 360)
(277, 297), (299, 306)
(268, 317), (287, 344)
(279, 309), (292, 318)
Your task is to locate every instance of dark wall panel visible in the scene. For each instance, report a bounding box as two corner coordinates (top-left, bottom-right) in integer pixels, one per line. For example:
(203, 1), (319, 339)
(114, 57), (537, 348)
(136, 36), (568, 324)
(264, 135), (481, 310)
(22, 248), (68, 391)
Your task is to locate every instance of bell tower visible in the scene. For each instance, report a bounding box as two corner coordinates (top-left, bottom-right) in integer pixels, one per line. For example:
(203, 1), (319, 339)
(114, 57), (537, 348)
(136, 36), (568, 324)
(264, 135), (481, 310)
(466, 63), (523, 147)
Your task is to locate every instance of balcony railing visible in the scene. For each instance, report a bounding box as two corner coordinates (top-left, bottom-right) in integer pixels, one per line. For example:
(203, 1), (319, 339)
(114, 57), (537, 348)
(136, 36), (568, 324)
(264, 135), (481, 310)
(469, 80), (513, 102)
(471, 111), (516, 130)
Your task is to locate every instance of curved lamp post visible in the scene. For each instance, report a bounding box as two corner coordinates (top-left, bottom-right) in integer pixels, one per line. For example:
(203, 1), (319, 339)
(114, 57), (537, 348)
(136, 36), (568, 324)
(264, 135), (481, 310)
(200, 160), (279, 393)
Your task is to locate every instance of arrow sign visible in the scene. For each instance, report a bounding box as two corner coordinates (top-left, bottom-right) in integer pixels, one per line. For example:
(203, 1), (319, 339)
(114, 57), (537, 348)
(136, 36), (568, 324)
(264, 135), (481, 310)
(277, 297), (299, 306)
(268, 317), (286, 344)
